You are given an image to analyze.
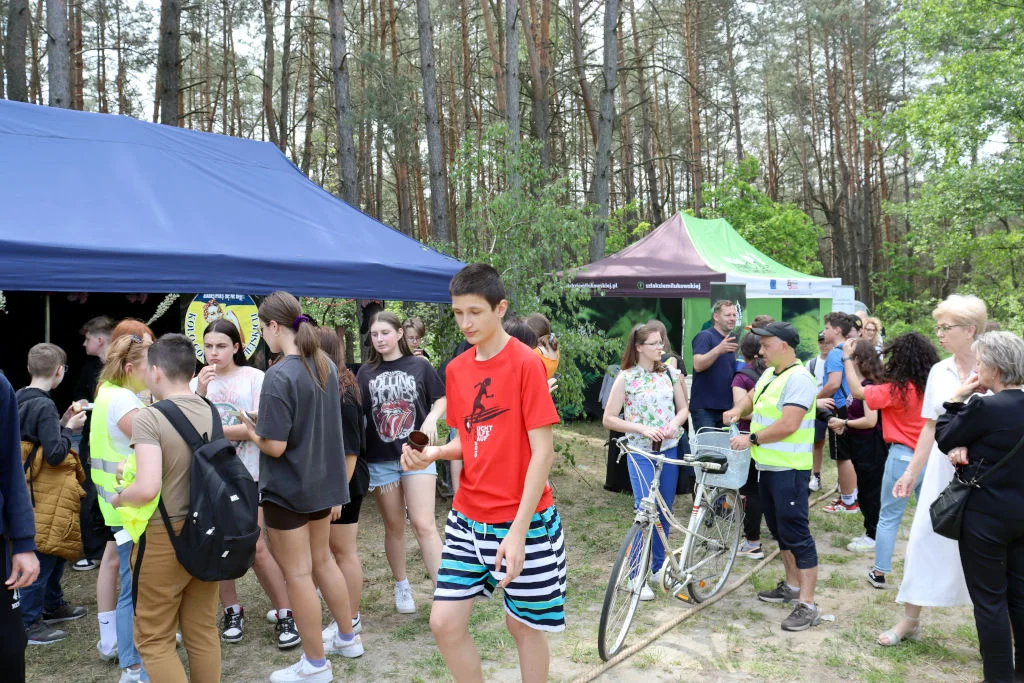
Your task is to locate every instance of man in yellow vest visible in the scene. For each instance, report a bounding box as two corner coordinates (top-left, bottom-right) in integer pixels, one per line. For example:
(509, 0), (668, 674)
(724, 321), (819, 632)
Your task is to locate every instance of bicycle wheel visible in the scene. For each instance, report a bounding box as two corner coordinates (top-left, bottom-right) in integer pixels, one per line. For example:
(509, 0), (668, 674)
(685, 488), (743, 603)
(598, 521), (653, 661)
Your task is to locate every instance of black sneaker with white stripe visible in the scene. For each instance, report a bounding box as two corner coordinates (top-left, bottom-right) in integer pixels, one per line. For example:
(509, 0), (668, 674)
(276, 613), (301, 649)
(221, 606), (245, 643)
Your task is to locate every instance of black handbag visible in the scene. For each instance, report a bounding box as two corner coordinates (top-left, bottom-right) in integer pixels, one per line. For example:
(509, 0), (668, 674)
(931, 432), (1024, 540)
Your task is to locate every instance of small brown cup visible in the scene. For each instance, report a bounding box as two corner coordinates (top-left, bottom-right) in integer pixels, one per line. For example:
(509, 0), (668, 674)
(408, 430), (430, 452)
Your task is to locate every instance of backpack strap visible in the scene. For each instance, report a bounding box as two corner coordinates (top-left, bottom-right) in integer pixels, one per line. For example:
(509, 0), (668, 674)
(151, 398), (224, 450)
(131, 531), (146, 614)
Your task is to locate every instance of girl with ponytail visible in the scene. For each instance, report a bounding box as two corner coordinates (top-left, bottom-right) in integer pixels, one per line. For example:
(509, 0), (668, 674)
(243, 291), (362, 680)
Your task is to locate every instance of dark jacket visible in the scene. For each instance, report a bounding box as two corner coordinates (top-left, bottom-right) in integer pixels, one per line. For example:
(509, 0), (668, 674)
(0, 374), (36, 554)
(16, 387), (75, 467)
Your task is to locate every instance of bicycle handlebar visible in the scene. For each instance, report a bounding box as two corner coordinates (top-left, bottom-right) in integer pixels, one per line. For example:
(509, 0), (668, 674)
(614, 436), (732, 473)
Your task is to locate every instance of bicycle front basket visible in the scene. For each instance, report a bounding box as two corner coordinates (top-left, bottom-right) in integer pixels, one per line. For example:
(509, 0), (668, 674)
(689, 430), (751, 490)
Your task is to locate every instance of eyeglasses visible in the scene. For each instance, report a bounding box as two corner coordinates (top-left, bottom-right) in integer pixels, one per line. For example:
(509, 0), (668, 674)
(642, 342), (665, 348)
(61, 364), (69, 373)
(935, 324), (966, 334)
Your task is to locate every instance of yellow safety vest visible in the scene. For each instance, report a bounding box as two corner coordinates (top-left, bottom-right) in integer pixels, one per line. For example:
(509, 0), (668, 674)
(116, 452), (160, 542)
(750, 363), (816, 470)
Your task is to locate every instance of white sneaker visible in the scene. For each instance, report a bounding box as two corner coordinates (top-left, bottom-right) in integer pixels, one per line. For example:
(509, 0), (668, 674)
(632, 577), (655, 601)
(324, 632), (364, 658)
(352, 613), (362, 635)
(97, 640), (118, 663)
(321, 620), (338, 642)
(269, 655), (333, 683)
(118, 667), (142, 683)
(847, 535), (876, 552)
(395, 583), (416, 614)
(267, 609), (279, 624)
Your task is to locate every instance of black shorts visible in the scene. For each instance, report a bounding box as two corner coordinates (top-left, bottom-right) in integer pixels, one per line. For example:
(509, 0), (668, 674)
(828, 406), (852, 461)
(330, 494), (364, 525)
(262, 501), (332, 531)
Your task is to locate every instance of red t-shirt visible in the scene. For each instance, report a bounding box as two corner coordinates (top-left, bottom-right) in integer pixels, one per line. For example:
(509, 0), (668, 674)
(445, 337), (560, 523)
(862, 382), (925, 449)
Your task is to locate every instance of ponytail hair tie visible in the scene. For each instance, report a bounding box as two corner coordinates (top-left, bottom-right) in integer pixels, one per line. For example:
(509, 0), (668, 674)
(291, 314), (312, 331)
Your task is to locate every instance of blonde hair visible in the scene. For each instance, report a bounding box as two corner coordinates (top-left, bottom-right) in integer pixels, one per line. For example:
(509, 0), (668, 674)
(98, 334), (152, 389)
(933, 295), (988, 340)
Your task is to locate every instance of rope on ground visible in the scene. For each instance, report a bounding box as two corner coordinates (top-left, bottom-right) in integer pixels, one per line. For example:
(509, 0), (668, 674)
(572, 484), (839, 683)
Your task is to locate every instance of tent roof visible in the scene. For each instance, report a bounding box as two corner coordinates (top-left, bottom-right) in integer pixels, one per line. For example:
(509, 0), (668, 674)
(571, 212), (841, 298)
(0, 100), (463, 301)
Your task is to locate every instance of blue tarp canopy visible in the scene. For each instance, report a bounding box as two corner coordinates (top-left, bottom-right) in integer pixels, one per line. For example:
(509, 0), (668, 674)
(0, 100), (463, 301)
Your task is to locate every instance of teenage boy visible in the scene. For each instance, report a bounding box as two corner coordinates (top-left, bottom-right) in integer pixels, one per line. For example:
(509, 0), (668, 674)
(401, 264), (566, 683)
(16, 343), (89, 645)
(0, 372), (39, 680)
(725, 322), (820, 631)
(806, 331), (835, 491)
(691, 300), (740, 430)
(819, 312), (859, 513)
(112, 334), (221, 683)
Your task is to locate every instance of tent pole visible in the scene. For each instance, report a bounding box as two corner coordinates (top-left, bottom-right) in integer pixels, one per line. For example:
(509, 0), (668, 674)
(45, 294), (51, 342)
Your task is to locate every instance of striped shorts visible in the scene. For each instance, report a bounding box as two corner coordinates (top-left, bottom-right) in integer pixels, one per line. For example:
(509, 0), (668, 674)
(435, 506), (567, 632)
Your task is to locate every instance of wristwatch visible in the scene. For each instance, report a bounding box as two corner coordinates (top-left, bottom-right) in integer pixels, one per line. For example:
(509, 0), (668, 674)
(749, 433), (759, 445)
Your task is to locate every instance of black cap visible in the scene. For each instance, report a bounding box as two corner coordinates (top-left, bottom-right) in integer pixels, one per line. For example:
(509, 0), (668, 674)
(817, 330), (826, 342)
(752, 322), (801, 347)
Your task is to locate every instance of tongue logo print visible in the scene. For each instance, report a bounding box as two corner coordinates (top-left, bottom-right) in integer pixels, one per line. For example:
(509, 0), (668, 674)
(370, 370), (419, 442)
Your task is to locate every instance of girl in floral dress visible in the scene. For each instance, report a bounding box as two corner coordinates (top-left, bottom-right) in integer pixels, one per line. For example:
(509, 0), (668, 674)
(603, 324), (690, 599)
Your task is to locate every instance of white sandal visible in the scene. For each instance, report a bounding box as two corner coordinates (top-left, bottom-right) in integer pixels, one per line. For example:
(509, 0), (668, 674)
(877, 616), (921, 646)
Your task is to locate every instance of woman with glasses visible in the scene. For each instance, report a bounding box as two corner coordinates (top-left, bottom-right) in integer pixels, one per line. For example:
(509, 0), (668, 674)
(602, 324), (690, 599)
(862, 317), (883, 353)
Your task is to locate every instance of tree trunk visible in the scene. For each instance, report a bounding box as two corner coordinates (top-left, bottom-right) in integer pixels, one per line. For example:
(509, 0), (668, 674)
(115, 0), (125, 113)
(5, 0), (29, 101)
(629, 0), (660, 225)
(46, 0), (71, 107)
(587, 0), (618, 262)
(518, 0), (550, 169)
(301, 0), (316, 174)
(328, 0), (358, 205)
(504, 0), (520, 188)
(478, 0), (505, 116)
(682, 0), (702, 215)
(96, 0), (108, 112)
(570, 0), (597, 145)
(156, 0), (180, 125)
(724, 6), (743, 162)
(461, 0), (473, 220)
(261, 0), (278, 144)
(29, 0), (42, 103)
(616, 19), (635, 212)
(278, 0), (292, 152)
(415, 0), (450, 241)
(71, 0), (83, 109)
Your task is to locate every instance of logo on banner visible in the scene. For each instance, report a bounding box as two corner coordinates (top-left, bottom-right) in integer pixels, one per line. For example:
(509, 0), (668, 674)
(184, 294), (262, 363)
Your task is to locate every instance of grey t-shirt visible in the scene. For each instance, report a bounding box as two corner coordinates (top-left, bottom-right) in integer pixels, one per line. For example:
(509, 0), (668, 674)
(256, 355), (349, 513)
(754, 365), (816, 472)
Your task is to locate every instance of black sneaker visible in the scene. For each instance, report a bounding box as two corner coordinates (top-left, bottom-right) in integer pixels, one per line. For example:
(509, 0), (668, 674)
(221, 606), (245, 643)
(42, 603), (87, 624)
(276, 614), (302, 650)
(867, 569), (887, 589)
(781, 603), (821, 631)
(72, 558), (99, 571)
(26, 620), (67, 645)
(757, 580), (800, 604)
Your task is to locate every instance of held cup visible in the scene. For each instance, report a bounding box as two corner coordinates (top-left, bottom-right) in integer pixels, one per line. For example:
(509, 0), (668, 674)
(408, 430), (430, 452)
(652, 440), (663, 453)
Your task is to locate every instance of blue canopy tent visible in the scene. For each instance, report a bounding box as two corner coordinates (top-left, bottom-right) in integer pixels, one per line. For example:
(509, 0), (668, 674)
(0, 100), (463, 301)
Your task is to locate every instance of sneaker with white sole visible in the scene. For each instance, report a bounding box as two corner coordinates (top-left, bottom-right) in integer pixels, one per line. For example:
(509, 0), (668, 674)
(781, 602), (821, 632)
(321, 620), (338, 642)
(26, 620), (66, 645)
(324, 632), (364, 658)
(97, 639), (118, 662)
(221, 606), (244, 643)
(275, 614), (302, 649)
(351, 613), (362, 635)
(632, 576), (655, 601)
(757, 580), (800, 603)
(737, 540), (765, 560)
(73, 558), (99, 571)
(823, 499), (860, 514)
(269, 655), (333, 683)
(395, 582), (416, 614)
(118, 667), (142, 683)
(847, 536), (876, 552)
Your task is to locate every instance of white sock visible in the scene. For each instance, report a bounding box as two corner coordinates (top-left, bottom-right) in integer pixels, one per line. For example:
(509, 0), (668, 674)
(841, 492), (857, 506)
(396, 578), (410, 590)
(799, 601), (816, 610)
(225, 603), (241, 614)
(786, 583), (799, 592)
(98, 610), (117, 650)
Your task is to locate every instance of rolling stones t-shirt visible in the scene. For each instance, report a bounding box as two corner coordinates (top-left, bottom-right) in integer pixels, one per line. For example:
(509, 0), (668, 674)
(357, 354), (445, 464)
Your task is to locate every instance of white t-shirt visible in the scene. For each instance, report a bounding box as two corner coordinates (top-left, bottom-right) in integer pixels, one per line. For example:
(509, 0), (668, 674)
(921, 356), (974, 421)
(806, 355), (828, 390)
(189, 365), (264, 480)
(106, 386), (144, 455)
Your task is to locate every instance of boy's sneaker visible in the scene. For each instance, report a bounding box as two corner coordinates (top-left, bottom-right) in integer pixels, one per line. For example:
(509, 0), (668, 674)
(757, 580), (800, 604)
(808, 473), (822, 492)
(220, 606), (244, 642)
(97, 639), (118, 662)
(395, 583), (416, 614)
(118, 667), (142, 683)
(847, 536), (876, 552)
(42, 602), (87, 623)
(276, 614), (302, 649)
(781, 603), (821, 632)
(270, 655), (333, 683)
(324, 632), (364, 658)
(73, 558), (99, 571)
(867, 569), (887, 589)
(737, 540), (765, 560)
(823, 499), (860, 514)
(26, 620), (66, 645)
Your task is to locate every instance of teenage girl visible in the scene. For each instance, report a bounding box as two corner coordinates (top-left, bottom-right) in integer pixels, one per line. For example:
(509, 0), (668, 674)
(242, 292), (361, 683)
(525, 313), (560, 379)
(190, 318), (297, 649)
(402, 317), (430, 358)
(316, 328), (368, 642)
(356, 311), (446, 615)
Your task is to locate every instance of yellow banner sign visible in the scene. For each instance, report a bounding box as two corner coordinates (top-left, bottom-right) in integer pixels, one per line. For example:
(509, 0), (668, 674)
(184, 294), (261, 363)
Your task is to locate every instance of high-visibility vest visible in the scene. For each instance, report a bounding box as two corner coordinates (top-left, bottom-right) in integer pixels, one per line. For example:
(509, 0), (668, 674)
(750, 363), (816, 470)
(116, 452), (160, 542)
(90, 382), (136, 526)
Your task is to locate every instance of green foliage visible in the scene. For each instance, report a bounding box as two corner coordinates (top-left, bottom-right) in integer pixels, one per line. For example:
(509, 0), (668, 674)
(703, 157), (825, 275)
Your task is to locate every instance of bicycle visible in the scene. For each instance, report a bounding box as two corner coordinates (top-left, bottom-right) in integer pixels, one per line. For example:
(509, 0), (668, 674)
(597, 426), (751, 661)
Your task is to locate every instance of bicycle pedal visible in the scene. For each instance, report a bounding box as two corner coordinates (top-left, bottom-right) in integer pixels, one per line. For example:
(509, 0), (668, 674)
(672, 589), (691, 602)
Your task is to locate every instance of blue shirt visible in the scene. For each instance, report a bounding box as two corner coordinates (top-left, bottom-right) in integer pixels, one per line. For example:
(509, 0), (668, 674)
(691, 327), (737, 410)
(823, 344), (851, 409)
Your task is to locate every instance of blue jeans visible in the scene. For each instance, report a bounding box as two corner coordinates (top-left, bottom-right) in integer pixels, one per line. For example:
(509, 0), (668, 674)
(626, 445), (680, 575)
(113, 530), (145, 674)
(691, 409), (725, 432)
(20, 552), (65, 627)
(873, 444), (924, 574)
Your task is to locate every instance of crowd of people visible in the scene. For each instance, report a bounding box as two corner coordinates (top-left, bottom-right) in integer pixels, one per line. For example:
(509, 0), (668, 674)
(2, 282), (1023, 680)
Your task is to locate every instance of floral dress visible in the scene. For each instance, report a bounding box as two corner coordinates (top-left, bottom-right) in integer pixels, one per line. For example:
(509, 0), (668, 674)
(621, 365), (682, 451)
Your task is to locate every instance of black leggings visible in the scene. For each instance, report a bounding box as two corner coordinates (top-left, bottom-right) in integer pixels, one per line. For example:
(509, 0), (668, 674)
(0, 539), (27, 682)
(740, 458), (763, 543)
(848, 430), (886, 538)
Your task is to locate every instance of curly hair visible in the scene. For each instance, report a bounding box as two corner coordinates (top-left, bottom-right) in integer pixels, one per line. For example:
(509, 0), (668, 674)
(881, 332), (939, 402)
(851, 340), (883, 384)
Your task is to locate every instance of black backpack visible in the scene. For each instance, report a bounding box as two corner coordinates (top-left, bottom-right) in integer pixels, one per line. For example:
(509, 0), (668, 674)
(135, 399), (259, 585)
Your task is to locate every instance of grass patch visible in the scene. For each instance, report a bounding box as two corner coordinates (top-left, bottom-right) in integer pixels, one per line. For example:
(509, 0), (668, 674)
(819, 553), (852, 565)
(633, 650), (661, 671)
(823, 571), (859, 590)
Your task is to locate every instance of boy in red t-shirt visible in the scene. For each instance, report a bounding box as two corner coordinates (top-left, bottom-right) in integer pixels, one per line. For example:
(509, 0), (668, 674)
(401, 263), (565, 682)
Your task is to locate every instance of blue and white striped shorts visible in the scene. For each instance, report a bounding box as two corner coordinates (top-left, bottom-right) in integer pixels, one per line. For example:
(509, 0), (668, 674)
(434, 506), (567, 632)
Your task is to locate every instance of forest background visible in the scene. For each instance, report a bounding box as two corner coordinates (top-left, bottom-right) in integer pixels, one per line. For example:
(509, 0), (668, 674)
(2, 0), (1021, 414)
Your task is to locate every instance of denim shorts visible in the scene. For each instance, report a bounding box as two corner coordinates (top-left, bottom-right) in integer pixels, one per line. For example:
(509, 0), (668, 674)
(368, 458), (437, 491)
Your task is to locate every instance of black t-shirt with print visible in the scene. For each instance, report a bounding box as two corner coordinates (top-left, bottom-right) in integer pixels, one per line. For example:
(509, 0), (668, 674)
(356, 354), (445, 464)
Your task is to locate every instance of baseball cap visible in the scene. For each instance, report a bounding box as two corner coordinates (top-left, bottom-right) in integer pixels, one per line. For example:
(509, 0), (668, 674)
(751, 321), (801, 348)
(817, 330), (826, 342)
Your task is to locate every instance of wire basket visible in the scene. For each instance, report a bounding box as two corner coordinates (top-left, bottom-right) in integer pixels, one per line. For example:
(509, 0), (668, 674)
(689, 429), (751, 490)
